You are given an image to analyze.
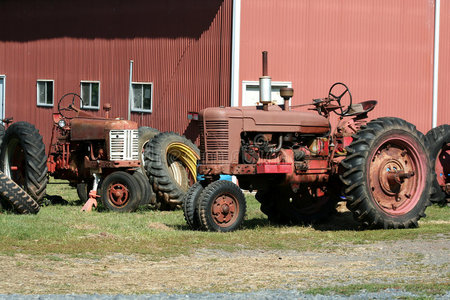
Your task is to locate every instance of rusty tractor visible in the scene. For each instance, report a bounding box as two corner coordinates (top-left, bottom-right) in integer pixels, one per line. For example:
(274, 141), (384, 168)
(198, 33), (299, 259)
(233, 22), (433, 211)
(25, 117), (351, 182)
(45, 93), (151, 212)
(183, 51), (432, 232)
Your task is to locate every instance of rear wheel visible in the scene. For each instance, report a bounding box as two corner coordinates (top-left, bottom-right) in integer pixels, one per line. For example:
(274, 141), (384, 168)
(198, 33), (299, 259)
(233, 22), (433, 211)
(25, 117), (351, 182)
(341, 117), (432, 228)
(100, 171), (141, 212)
(425, 124), (450, 204)
(0, 122), (47, 204)
(198, 180), (246, 232)
(76, 181), (93, 204)
(0, 170), (40, 214)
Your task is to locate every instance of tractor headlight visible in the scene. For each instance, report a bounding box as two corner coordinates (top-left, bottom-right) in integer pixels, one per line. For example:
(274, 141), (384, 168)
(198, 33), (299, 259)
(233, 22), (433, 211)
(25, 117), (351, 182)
(58, 119), (66, 128)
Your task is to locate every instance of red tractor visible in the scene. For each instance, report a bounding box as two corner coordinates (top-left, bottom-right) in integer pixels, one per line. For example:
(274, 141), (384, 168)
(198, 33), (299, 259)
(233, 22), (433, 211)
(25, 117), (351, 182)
(183, 52), (432, 232)
(0, 93), (155, 212)
(45, 93), (152, 212)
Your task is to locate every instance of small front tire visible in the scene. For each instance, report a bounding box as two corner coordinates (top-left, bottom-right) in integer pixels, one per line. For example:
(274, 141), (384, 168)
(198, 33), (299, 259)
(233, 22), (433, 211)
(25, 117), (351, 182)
(100, 171), (141, 212)
(198, 180), (246, 232)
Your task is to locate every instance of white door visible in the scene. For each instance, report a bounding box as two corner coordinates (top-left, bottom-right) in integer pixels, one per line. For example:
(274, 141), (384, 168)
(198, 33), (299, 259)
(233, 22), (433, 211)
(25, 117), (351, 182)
(0, 76), (4, 120)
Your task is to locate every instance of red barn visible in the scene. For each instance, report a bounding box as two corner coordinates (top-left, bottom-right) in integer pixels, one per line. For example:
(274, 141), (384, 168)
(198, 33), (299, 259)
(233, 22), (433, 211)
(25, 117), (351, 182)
(0, 0), (447, 145)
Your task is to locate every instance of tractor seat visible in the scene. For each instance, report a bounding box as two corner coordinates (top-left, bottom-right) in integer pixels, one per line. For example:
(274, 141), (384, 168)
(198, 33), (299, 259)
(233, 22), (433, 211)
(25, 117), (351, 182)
(345, 100), (378, 116)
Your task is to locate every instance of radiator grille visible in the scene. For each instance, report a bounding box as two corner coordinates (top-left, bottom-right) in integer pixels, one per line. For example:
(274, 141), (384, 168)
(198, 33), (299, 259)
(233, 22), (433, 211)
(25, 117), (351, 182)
(200, 120), (229, 163)
(109, 130), (139, 161)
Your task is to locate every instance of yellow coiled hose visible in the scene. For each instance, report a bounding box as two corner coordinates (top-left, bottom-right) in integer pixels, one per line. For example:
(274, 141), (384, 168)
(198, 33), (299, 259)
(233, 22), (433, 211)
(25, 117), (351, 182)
(167, 142), (200, 182)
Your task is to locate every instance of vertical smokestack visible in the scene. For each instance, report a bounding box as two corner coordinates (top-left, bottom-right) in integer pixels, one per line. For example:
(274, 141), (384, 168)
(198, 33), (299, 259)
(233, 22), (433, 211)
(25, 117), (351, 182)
(259, 51), (271, 111)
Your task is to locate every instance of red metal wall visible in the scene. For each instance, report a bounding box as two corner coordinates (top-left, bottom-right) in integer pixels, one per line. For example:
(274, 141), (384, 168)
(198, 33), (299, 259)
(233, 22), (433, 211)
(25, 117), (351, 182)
(239, 0), (435, 133)
(0, 0), (232, 145)
(438, 0), (450, 126)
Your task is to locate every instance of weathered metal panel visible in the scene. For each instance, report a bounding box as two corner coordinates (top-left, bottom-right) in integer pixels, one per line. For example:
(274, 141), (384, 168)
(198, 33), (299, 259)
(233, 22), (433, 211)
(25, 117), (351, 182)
(438, 0), (450, 126)
(240, 0), (435, 133)
(0, 0), (232, 146)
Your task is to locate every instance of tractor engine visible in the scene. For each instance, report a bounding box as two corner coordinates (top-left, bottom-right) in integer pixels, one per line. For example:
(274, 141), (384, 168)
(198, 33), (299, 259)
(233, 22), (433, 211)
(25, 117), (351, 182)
(197, 104), (331, 190)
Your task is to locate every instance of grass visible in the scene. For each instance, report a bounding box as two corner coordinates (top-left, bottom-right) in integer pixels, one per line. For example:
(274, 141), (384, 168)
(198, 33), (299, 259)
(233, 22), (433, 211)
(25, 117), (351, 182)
(0, 178), (448, 258)
(306, 282), (450, 297)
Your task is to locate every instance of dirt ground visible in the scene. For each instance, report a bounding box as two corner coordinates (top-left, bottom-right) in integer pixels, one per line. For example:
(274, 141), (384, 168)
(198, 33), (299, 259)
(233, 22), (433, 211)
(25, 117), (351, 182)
(0, 237), (448, 295)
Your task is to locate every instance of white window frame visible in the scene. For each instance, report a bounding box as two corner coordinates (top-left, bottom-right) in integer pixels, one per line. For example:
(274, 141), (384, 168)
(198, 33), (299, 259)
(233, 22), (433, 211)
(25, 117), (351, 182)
(80, 81), (100, 110)
(36, 79), (54, 107)
(242, 81), (292, 107)
(131, 82), (153, 113)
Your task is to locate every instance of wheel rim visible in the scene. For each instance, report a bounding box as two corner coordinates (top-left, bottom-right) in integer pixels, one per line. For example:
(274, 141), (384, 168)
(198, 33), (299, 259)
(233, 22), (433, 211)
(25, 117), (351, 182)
(4, 138), (25, 188)
(435, 143), (449, 191)
(368, 136), (425, 215)
(211, 193), (239, 228)
(108, 183), (130, 207)
(167, 154), (189, 190)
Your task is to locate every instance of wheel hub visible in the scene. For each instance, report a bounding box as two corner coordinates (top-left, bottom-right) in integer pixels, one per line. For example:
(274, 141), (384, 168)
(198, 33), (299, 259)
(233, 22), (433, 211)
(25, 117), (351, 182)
(109, 183), (129, 206)
(378, 159), (412, 196)
(369, 139), (422, 215)
(212, 195), (236, 224)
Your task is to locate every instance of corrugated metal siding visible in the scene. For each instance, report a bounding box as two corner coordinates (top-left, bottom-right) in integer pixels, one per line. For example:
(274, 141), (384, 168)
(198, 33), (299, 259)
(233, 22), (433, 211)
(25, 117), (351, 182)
(438, 0), (450, 126)
(0, 0), (232, 146)
(240, 0), (435, 133)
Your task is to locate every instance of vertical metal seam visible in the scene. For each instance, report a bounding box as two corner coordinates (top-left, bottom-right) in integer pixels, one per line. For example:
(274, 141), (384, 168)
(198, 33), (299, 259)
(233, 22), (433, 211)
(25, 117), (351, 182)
(231, 0), (241, 107)
(432, 0), (441, 128)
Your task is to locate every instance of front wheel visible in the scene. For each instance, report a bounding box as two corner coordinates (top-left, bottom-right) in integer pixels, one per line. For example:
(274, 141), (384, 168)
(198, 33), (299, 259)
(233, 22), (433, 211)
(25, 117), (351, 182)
(198, 180), (246, 232)
(340, 117), (432, 229)
(100, 171), (141, 212)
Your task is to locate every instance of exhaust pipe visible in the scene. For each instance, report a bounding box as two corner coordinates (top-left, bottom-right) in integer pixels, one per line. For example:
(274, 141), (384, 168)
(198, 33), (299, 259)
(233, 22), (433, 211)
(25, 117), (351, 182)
(260, 51), (271, 111)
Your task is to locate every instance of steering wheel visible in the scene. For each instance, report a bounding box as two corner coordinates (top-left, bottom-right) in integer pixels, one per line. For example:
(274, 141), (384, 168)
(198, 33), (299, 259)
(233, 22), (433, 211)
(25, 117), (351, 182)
(57, 93), (82, 119)
(328, 82), (352, 116)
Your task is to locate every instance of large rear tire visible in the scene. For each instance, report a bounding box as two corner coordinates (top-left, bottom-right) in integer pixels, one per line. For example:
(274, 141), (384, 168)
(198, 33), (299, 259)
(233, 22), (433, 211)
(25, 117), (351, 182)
(0, 170), (40, 214)
(0, 121), (47, 204)
(198, 180), (246, 232)
(100, 171), (141, 212)
(144, 132), (199, 210)
(340, 117), (432, 229)
(425, 124), (450, 204)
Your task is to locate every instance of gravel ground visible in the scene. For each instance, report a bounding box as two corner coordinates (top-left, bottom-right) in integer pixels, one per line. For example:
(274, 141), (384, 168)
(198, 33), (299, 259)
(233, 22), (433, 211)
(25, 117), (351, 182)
(0, 237), (448, 298)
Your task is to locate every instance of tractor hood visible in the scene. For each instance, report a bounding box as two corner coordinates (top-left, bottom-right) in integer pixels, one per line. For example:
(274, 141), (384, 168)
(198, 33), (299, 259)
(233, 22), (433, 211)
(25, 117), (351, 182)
(70, 117), (138, 141)
(199, 105), (330, 134)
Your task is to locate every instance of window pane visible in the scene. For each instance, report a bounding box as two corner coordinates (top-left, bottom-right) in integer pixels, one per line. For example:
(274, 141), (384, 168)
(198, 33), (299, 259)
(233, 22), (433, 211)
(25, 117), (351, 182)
(91, 83), (99, 107)
(81, 83), (90, 107)
(143, 85), (151, 110)
(37, 82), (45, 104)
(46, 82), (53, 105)
(133, 84), (142, 109)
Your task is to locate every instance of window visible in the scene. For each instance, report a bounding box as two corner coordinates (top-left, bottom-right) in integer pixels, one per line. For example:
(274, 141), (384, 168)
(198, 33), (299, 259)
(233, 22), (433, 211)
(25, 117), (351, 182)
(131, 82), (153, 113)
(242, 81), (292, 106)
(80, 81), (100, 109)
(37, 80), (54, 107)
